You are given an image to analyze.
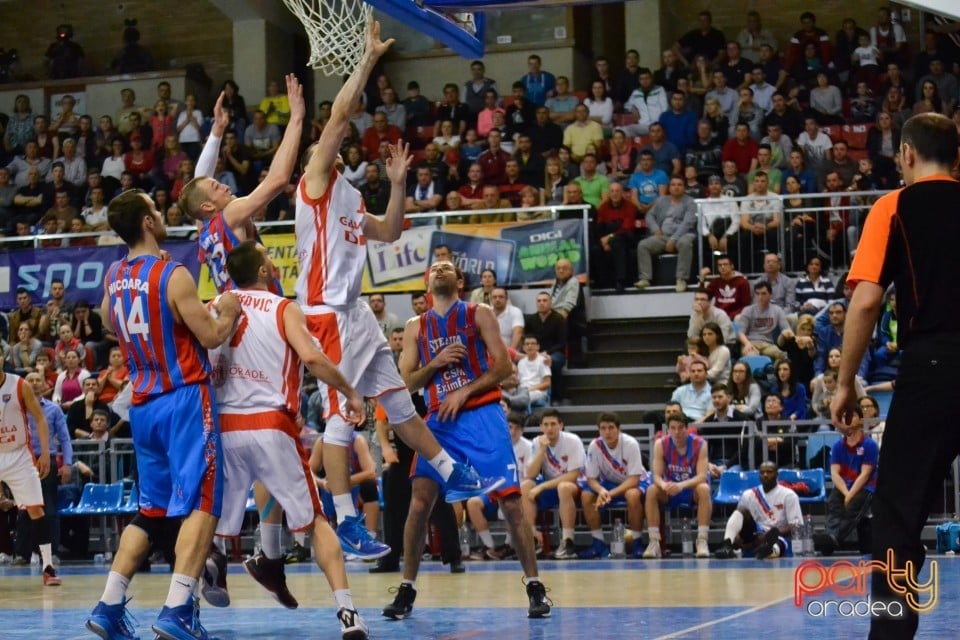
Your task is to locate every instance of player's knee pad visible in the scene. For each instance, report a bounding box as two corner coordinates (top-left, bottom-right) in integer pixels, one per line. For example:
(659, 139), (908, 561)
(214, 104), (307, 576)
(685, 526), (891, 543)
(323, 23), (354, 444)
(358, 479), (379, 504)
(130, 513), (166, 544)
(378, 389), (418, 426)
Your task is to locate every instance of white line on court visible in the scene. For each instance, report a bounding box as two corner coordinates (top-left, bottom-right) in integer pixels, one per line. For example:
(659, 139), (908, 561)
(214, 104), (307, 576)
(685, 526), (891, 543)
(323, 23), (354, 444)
(652, 594), (794, 639)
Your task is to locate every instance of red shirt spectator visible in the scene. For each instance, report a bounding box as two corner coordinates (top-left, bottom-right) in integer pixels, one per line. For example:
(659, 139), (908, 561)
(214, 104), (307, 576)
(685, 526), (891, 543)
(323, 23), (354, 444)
(361, 113), (402, 159)
(596, 194), (638, 235)
(721, 125), (759, 176)
(785, 12), (833, 71)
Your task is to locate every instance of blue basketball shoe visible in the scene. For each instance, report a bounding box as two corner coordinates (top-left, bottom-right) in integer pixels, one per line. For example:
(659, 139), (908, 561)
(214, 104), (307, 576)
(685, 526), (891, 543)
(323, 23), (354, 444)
(152, 595), (219, 640)
(85, 598), (139, 640)
(336, 514), (391, 560)
(444, 462), (506, 503)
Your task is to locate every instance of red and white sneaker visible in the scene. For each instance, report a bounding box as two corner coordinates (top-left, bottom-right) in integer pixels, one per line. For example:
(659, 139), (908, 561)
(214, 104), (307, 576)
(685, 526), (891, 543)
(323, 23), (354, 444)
(43, 565), (62, 586)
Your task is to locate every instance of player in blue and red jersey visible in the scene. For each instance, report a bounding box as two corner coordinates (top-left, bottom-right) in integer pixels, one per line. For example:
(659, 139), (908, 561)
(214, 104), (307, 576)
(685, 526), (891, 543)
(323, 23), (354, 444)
(382, 260), (549, 621)
(643, 414), (713, 559)
(86, 189), (240, 640)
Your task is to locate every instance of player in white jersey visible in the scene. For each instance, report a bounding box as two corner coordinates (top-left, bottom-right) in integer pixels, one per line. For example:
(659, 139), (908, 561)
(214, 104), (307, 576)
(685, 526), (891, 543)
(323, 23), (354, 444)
(579, 412), (651, 559)
(207, 240), (369, 639)
(715, 461), (803, 559)
(295, 19), (503, 559)
(466, 412), (533, 560)
(521, 409), (586, 560)
(0, 370), (59, 585)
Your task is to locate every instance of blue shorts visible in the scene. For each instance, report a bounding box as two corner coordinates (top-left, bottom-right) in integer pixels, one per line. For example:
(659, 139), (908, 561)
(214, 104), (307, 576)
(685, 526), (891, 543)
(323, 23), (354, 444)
(414, 403), (521, 499)
(741, 524), (794, 558)
(666, 488), (695, 510)
(131, 383), (223, 518)
(579, 477), (650, 496)
(536, 487), (560, 510)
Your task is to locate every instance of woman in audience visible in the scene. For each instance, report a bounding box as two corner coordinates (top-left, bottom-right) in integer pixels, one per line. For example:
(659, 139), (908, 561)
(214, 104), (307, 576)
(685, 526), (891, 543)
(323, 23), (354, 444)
(782, 149), (817, 193)
(762, 394), (794, 467)
(606, 129), (636, 185)
(5, 94), (35, 153)
(866, 111), (901, 189)
(688, 55), (714, 111)
(433, 119), (461, 153)
(808, 72), (845, 125)
(101, 138), (126, 183)
(170, 158), (194, 202)
(795, 257), (835, 314)
(913, 80), (944, 116)
(703, 98), (729, 146)
(97, 346), (129, 405)
(700, 322), (731, 385)
(176, 93), (204, 161)
(341, 144), (367, 188)
(469, 269), (497, 305)
(8, 324), (42, 376)
(542, 156), (569, 206)
(729, 361), (762, 417)
(771, 358), (808, 420)
(150, 100), (175, 158)
(53, 348), (91, 411)
(777, 314), (817, 391)
(783, 175), (816, 270)
(558, 146), (579, 179)
(153, 188), (171, 215)
(584, 80), (613, 130)
(516, 185), (547, 220)
(221, 80), (248, 143)
(811, 347), (866, 399)
(861, 395), (884, 446)
(676, 337), (709, 384)
(158, 135), (188, 186)
(124, 133), (154, 190)
(654, 49), (688, 93)
(581, 142), (607, 175)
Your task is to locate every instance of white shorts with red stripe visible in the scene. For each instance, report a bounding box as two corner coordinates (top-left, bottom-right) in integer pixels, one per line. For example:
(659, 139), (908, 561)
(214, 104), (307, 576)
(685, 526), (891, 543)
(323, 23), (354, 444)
(0, 447), (44, 508)
(215, 413), (323, 536)
(303, 300), (416, 445)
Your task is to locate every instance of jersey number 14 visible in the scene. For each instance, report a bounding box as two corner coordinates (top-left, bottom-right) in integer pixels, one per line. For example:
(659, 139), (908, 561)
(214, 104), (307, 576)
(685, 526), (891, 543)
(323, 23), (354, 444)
(114, 297), (149, 341)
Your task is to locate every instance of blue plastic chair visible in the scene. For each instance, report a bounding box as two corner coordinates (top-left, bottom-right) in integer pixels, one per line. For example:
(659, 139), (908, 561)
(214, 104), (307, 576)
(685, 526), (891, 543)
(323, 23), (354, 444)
(118, 483), (139, 515)
(778, 468), (826, 503)
(872, 390), (893, 418)
(739, 355), (773, 379)
(713, 470), (760, 505)
(61, 482), (125, 516)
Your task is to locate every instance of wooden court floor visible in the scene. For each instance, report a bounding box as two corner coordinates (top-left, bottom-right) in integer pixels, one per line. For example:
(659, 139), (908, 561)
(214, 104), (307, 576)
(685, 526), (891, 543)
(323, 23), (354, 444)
(0, 556), (956, 639)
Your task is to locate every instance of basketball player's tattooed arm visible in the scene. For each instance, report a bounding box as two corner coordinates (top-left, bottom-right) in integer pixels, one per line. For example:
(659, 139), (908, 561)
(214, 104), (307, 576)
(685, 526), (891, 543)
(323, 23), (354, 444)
(282, 302), (364, 424)
(21, 381), (50, 479)
(364, 141), (412, 243)
(168, 267), (241, 349)
(305, 19), (395, 200)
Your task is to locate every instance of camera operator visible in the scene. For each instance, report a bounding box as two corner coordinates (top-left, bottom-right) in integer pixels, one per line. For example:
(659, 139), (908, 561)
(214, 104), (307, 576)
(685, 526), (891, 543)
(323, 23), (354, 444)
(45, 24), (84, 80)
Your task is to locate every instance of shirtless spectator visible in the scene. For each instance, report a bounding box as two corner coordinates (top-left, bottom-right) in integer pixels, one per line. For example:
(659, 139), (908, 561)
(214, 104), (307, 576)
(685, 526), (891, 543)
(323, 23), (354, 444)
(735, 281), (790, 359)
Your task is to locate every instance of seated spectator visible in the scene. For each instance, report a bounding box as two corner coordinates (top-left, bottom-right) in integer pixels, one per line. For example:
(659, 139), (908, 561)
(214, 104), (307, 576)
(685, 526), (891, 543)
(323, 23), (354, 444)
(620, 69), (668, 137)
(643, 414), (712, 558)
(697, 383), (754, 476)
(813, 407), (877, 555)
(747, 145), (782, 194)
(777, 314), (817, 388)
(728, 360), (762, 417)
(676, 337), (709, 384)
(562, 105), (603, 162)
(795, 256), (835, 314)
(477, 130), (511, 186)
(545, 76), (579, 126)
(404, 166), (443, 218)
(96, 346), (129, 405)
(701, 253), (752, 320)
(715, 461), (803, 559)
(634, 177), (697, 293)
(541, 157), (568, 206)
(524, 292), (568, 405)
(755, 253), (797, 314)
(706, 72), (738, 122)
(808, 72), (845, 125)
(558, 146), (580, 180)
(782, 149), (817, 194)
(500, 159), (532, 207)
(517, 335), (552, 408)
(703, 98), (731, 146)
(468, 268), (497, 305)
(458, 162), (485, 207)
(721, 123), (759, 177)
(735, 281), (790, 359)
(244, 110), (282, 167)
(641, 123), (682, 178)
(67, 377), (111, 437)
(527, 107), (564, 159)
(505, 82), (536, 134)
(170, 160), (194, 202)
(520, 409), (586, 559)
(879, 85), (912, 130)
(796, 117), (834, 177)
(729, 88), (764, 141)
(124, 133), (154, 190)
(915, 59), (957, 116)
(578, 412), (650, 559)
(682, 166), (703, 198)
(686, 121), (723, 184)
(866, 112), (901, 189)
(468, 184), (512, 224)
(850, 82), (878, 124)
(671, 359), (712, 420)
(584, 80), (613, 129)
(500, 362), (532, 412)
(53, 348), (91, 411)
(627, 150), (669, 217)
(514, 134), (544, 186)
(376, 86), (406, 130)
(7, 141), (52, 188)
(701, 322), (732, 385)
(871, 290), (901, 379)
(659, 92), (697, 155)
(592, 182), (637, 292)
(74, 408), (112, 443)
(761, 123), (794, 171)
(771, 358), (808, 420)
(655, 48), (689, 93)
(362, 112), (402, 160)
(730, 173), (781, 273)
(688, 288), (735, 345)
(491, 288), (524, 351)
(340, 144), (367, 188)
(516, 185), (546, 220)
(54, 324), (86, 370)
(572, 154), (608, 207)
(8, 324), (43, 375)
(475, 90), (500, 139)
(68, 216), (96, 246)
(811, 368), (838, 420)
(433, 119), (461, 153)
(605, 130), (637, 186)
(42, 188), (78, 233)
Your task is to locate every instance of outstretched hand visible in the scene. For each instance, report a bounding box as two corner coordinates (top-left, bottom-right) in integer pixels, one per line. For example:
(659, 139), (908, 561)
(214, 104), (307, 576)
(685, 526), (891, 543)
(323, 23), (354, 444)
(366, 19), (395, 60)
(212, 92), (230, 135)
(385, 141), (412, 185)
(286, 73), (306, 122)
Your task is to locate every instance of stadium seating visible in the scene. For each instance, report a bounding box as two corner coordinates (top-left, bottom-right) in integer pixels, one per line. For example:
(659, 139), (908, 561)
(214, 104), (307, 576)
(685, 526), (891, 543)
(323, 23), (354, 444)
(713, 470), (760, 505)
(59, 482), (124, 516)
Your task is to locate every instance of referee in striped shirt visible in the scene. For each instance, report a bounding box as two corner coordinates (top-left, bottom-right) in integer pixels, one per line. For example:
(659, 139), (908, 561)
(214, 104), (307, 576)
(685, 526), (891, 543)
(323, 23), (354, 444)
(832, 112), (959, 640)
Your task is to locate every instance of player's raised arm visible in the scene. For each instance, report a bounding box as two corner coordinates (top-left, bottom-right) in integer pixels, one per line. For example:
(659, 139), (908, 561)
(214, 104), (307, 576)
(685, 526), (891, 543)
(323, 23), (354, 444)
(364, 140), (412, 242)
(222, 73), (305, 229)
(304, 19), (394, 198)
(194, 92), (229, 179)
(282, 301), (364, 424)
(167, 266), (240, 349)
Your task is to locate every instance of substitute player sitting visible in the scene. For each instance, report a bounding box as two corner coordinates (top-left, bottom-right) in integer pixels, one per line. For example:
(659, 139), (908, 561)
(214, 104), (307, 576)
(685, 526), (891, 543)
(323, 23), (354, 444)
(643, 414), (712, 558)
(311, 430), (381, 540)
(207, 241), (369, 639)
(715, 461), (802, 559)
(578, 412), (650, 559)
(521, 408), (586, 561)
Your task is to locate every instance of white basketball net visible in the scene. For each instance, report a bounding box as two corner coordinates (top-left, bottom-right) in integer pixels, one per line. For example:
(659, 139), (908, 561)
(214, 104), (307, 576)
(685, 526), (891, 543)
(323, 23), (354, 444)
(283, 0), (372, 76)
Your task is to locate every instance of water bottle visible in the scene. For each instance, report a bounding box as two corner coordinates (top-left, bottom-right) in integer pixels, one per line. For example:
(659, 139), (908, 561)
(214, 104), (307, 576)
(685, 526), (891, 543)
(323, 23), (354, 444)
(681, 517), (694, 556)
(801, 514), (814, 556)
(459, 524), (471, 558)
(611, 518), (626, 558)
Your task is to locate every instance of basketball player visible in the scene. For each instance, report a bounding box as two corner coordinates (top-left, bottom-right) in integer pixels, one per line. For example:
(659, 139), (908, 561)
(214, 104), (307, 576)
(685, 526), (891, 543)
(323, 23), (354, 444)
(715, 461), (802, 559)
(642, 414), (713, 559)
(85, 189), (241, 640)
(382, 260), (551, 620)
(296, 19), (503, 559)
(207, 240), (368, 639)
(0, 370), (59, 586)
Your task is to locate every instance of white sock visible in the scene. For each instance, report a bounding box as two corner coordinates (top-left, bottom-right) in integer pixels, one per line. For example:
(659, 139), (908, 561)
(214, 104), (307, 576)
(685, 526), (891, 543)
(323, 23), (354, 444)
(260, 523), (284, 560)
(526, 575), (540, 584)
(333, 588), (354, 610)
(164, 573), (197, 608)
(648, 527), (661, 542)
(214, 536), (227, 555)
(724, 511), (743, 543)
(504, 530), (513, 545)
(294, 531), (307, 546)
(401, 578), (415, 589)
(478, 530), (495, 549)
(590, 529), (604, 541)
(697, 525), (709, 540)
(333, 494), (358, 523)
(428, 450), (457, 481)
(100, 571), (131, 605)
(561, 528), (574, 542)
(39, 543), (53, 569)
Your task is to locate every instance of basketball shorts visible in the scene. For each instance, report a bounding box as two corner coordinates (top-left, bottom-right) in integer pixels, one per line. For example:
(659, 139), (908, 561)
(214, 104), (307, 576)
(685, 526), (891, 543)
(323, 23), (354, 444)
(666, 488), (695, 510)
(131, 383), (222, 519)
(579, 477), (648, 500)
(304, 301), (415, 445)
(0, 447), (43, 508)
(414, 402), (520, 500)
(215, 417), (322, 536)
(741, 523), (794, 558)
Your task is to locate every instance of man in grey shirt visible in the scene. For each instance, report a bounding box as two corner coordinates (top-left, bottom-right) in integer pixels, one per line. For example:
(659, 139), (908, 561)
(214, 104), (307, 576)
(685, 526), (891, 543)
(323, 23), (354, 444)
(635, 176), (697, 292)
(753, 252), (797, 314)
(735, 281), (791, 358)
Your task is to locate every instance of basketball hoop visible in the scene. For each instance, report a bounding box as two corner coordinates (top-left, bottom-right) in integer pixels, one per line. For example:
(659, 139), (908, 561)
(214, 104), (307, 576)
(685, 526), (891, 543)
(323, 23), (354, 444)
(283, 0), (372, 76)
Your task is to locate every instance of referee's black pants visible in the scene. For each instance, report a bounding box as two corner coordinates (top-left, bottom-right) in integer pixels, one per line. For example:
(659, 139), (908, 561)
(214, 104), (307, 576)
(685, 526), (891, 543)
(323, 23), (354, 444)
(869, 345), (960, 639)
